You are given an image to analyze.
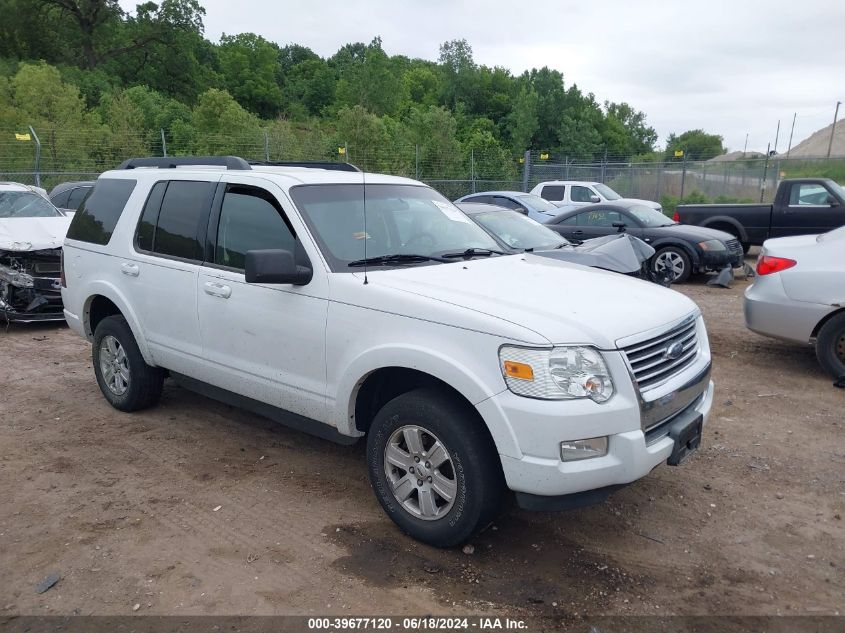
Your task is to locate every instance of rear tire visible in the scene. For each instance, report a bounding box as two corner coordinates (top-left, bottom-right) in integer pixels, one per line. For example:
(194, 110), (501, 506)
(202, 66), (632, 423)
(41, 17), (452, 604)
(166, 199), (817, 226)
(652, 246), (692, 283)
(366, 388), (504, 547)
(815, 313), (845, 380)
(93, 315), (164, 412)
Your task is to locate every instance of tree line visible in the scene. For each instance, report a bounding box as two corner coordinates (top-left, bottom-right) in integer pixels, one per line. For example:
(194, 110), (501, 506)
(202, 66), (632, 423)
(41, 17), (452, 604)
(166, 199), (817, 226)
(0, 0), (728, 177)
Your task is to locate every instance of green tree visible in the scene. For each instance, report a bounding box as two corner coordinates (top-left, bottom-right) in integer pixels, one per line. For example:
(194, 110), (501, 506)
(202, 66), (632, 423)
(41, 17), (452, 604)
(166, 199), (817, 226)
(664, 129), (726, 161)
(604, 101), (657, 156)
(506, 86), (539, 153)
(334, 38), (405, 116)
(217, 32), (283, 118)
(438, 39), (477, 109)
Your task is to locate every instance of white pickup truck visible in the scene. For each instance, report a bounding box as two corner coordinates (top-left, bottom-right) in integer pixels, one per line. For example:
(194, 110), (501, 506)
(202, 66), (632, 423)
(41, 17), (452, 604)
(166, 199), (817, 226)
(61, 157), (713, 546)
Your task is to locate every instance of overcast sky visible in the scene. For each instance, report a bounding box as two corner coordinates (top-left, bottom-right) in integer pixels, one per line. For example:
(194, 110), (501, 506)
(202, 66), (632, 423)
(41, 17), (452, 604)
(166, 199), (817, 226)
(127, 0), (844, 152)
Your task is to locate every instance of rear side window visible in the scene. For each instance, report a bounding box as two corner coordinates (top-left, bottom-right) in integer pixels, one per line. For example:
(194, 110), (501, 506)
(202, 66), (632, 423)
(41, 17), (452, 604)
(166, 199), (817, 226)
(51, 189), (70, 208)
(215, 185), (296, 270)
(66, 179), (137, 245)
(66, 186), (92, 210)
(148, 181), (215, 260)
(540, 185), (565, 201)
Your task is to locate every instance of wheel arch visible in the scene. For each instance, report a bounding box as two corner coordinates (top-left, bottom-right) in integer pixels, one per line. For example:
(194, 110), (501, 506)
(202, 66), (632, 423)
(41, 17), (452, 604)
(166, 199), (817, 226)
(650, 239), (701, 268)
(82, 282), (154, 364)
(700, 216), (748, 242)
(811, 307), (845, 339)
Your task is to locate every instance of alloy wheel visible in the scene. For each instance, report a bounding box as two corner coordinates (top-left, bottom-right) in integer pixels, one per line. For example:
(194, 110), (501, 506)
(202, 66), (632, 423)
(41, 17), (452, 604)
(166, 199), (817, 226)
(99, 334), (130, 396)
(384, 425), (457, 521)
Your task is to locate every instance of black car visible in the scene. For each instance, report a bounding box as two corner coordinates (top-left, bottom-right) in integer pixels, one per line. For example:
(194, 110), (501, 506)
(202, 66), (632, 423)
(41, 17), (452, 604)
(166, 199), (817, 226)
(49, 180), (95, 213)
(545, 201), (744, 282)
(456, 203), (665, 283)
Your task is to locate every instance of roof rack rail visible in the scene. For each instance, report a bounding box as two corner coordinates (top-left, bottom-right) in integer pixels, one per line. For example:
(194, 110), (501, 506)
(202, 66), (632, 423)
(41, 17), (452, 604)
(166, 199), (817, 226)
(117, 156), (252, 170)
(248, 160), (361, 173)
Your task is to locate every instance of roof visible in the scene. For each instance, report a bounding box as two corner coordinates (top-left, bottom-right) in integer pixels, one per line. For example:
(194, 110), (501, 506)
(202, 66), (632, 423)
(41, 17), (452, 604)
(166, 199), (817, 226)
(534, 180), (601, 186)
(458, 190), (530, 198)
(0, 182), (37, 192)
(49, 180), (95, 196)
(98, 165), (421, 189)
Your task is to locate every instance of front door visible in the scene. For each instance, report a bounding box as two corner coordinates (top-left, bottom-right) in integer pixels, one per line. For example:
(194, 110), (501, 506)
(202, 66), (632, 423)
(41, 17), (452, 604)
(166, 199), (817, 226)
(772, 181), (845, 237)
(196, 176), (329, 422)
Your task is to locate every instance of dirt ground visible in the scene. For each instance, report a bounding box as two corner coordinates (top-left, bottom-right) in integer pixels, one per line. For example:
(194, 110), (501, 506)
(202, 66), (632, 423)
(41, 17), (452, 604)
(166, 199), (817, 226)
(0, 273), (843, 619)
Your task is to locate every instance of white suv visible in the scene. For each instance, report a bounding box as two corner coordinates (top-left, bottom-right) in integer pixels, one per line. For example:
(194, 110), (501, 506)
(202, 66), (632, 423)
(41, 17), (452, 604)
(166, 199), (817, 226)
(62, 157), (713, 546)
(530, 180), (662, 213)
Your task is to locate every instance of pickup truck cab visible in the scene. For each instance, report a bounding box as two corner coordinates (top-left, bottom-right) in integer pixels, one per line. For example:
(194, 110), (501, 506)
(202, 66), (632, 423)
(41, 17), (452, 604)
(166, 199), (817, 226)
(675, 178), (845, 251)
(61, 156), (714, 546)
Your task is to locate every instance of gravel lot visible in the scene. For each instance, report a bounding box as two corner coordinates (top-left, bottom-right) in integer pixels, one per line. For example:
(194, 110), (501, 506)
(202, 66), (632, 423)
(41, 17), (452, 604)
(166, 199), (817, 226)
(1, 276), (843, 618)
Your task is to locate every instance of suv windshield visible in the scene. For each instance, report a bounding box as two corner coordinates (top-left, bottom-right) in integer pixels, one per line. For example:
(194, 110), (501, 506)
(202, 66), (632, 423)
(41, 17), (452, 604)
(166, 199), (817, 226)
(0, 191), (62, 218)
(515, 194), (559, 214)
(471, 209), (569, 251)
(594, 184), (622, 201)
(628, 205), (674, 227)
(290, 184), (502, 270)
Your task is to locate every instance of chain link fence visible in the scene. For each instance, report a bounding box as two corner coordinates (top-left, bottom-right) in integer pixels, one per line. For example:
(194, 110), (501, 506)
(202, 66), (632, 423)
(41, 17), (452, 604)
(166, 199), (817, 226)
(3, 127), (844, 208)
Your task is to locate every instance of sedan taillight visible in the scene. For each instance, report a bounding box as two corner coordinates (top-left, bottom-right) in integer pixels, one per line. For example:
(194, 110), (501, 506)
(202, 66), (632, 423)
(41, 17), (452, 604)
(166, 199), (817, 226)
(756, 255), (797, 276)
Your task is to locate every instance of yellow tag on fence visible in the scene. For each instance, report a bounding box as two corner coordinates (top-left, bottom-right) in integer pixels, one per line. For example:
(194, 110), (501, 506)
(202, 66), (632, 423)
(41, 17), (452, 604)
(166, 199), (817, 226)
(15, 133), (31, 141)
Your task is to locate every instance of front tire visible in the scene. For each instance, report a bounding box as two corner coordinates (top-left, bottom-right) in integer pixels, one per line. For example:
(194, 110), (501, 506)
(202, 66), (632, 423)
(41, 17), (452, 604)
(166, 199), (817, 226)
(652, 246), (692, 283)
(93, 315), (164, 412)
(815, 313), (845, 380)
(366, 388), (504, 547)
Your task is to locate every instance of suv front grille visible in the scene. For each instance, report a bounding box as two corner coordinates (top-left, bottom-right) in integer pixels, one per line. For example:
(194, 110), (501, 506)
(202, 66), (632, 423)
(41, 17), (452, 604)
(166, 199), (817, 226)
(622, 318), (699, 391)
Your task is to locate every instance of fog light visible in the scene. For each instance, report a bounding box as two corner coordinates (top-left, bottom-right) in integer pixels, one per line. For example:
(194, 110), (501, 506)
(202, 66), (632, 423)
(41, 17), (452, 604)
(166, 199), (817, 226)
(560, 437), (608, 462)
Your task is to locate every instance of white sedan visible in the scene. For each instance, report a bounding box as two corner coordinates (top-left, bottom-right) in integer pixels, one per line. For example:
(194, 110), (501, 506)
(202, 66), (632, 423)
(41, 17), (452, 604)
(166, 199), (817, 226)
(744, 226), (845, 379)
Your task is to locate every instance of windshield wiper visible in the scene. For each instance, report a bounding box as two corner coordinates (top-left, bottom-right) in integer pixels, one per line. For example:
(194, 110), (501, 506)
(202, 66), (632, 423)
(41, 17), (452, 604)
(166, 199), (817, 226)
(347, 253), (449, 267)
(440, 248), (507, 259)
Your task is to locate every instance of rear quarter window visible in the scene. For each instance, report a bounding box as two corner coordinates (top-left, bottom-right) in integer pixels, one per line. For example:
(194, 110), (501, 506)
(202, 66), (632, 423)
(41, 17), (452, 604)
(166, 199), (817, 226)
(66, 179), (137, 245)
(540, 185), (565, 201)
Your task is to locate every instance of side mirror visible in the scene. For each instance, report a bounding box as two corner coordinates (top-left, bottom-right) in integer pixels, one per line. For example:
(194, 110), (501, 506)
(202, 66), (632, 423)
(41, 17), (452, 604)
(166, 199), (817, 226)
(612, 221), (627, 233)
(827, 195), (839, 206)
(245, 249), (312, 285)
(590, 195), (601, 203)
(517, 207), (528, 215)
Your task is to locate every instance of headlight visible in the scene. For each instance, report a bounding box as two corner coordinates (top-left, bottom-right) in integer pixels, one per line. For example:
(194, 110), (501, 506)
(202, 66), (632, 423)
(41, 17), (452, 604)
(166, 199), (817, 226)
(499, 345), (614, 402)
(698, 239), (726, 252)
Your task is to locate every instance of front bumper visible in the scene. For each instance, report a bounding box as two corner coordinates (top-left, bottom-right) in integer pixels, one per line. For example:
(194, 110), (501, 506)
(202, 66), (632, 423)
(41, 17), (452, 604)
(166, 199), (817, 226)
(479, 352), (713, 500)
(699, 249), (743, 271)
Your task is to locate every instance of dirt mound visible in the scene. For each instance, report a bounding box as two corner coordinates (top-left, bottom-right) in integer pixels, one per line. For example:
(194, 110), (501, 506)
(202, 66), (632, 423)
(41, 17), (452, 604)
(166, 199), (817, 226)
(781, 120), (845, 158)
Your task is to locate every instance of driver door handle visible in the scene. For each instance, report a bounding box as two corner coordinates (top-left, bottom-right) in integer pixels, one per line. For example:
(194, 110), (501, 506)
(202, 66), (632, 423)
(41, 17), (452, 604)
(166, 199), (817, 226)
(204, 281), (232, 299)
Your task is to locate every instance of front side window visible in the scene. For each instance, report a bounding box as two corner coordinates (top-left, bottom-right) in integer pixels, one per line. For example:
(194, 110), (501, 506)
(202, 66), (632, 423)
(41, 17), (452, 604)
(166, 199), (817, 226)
(215, 185), (295, 270)
(789, 183), (833, 206)
(578, 209), (623, 227)
(571, 186), (596, 203)
(290, 184), (501, 271)
(0, 191), (62, 219)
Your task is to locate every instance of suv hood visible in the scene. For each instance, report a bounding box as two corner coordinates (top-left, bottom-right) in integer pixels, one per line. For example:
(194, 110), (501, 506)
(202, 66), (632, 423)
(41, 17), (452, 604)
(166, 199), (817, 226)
(368, 254), (697, 348)
(0, 216), (72, 251)
(621, 197), (661, 210)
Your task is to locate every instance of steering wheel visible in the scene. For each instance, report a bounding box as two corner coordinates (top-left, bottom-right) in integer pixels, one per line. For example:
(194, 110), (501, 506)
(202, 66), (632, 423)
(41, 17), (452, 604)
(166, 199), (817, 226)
(404, 232), (437, 251)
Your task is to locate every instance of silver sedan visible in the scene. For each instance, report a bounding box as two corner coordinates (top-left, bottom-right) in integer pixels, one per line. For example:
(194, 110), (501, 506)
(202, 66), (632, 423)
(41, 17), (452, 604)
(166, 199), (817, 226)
(744, 225), (845, 379)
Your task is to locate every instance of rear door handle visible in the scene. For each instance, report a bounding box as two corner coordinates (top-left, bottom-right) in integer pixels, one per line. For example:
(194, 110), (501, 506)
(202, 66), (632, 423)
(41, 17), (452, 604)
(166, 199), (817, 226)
(120, 263), (139, 277)
(203, 281), (232, 299)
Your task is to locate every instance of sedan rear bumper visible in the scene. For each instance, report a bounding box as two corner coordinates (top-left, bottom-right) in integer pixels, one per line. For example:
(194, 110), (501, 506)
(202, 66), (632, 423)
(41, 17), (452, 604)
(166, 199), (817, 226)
(744, 276), (833, 343)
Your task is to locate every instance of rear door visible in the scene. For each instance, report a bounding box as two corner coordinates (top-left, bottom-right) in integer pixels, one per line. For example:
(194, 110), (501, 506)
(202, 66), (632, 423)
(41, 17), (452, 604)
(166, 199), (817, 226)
(129, 177), (215, 374)
(773, 182), (845, 237)
(196, 175), (328, 420)
(538, 184), (566, 203)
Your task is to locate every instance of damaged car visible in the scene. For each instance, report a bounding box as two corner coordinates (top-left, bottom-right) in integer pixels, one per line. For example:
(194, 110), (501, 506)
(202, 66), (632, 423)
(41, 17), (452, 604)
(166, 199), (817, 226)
(0, 182), (72, 322)
(456, 202), (670, 285)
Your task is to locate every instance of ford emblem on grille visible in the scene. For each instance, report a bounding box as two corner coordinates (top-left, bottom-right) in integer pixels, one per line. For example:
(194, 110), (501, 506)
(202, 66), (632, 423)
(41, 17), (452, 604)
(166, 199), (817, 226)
(664, 341), (685, 360)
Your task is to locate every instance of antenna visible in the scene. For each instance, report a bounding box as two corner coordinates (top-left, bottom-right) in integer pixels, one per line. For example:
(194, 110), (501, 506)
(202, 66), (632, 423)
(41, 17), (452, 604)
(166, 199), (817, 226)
(362, 168), (368, 285)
